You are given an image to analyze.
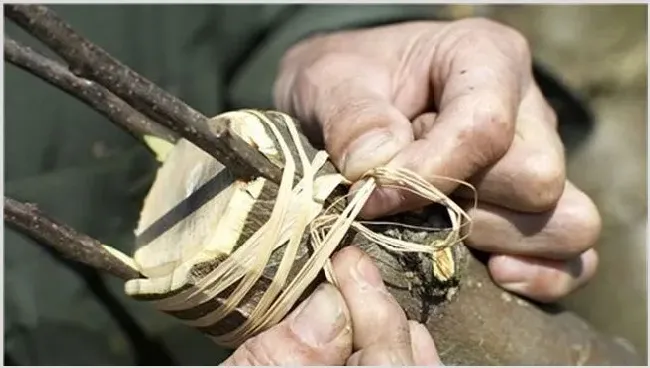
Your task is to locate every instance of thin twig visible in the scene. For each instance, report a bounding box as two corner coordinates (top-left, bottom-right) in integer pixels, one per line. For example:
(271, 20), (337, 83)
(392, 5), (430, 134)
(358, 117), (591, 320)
(4, 196), (141, 281)
(4, 37), (179, 143)
(4, 4), (283, 184)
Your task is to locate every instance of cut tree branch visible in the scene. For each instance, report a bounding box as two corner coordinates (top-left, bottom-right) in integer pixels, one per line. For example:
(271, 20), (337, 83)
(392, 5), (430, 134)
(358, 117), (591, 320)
(4, 196), (141, 281)
(4, 37), (179, 143)
(4, 4), (283, 184)
(3, 5), (643, 365)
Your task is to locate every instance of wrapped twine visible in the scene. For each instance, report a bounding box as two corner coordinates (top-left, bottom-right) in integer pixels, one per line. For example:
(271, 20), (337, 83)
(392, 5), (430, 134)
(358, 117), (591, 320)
(107, 110), (476, 348)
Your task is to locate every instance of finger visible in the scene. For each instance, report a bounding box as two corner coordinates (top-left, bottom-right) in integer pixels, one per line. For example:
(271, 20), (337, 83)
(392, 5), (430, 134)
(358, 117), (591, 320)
(408, 86), (564, 213)
(409, 321), (443, 366)
(332, 246), (414, 365)
(454, 84), (566, 212)
(362, 20), (531, 218)
(220, 283), (352, 365)
(488, 249), (599, 303)
(461, 181), (602, 260)
(277, 53), (414, 181)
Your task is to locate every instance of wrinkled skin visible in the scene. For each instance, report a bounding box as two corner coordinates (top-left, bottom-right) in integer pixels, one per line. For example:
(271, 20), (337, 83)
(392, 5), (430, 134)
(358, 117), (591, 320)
(274, 18), (601, 303)
(222, 18), (602, 365)
(221, 247), (442, 366)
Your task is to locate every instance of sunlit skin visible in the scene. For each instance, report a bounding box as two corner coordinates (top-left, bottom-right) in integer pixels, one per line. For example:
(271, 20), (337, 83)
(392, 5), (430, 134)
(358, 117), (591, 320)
(221, 18), (601, 365)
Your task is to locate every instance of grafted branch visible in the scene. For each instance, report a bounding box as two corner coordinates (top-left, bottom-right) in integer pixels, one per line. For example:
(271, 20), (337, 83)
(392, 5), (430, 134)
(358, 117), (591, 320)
(2, 4), (644, 366)
(4, 196), (141, 281)
(5, 4), (282, 184)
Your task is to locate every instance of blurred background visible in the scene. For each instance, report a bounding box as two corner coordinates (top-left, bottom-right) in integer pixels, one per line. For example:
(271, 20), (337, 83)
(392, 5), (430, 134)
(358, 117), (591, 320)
(4, 4), (647, 365)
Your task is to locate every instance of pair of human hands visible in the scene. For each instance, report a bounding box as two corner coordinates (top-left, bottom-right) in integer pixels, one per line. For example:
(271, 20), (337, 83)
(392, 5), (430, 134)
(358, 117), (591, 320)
(222, 18), (601, 365)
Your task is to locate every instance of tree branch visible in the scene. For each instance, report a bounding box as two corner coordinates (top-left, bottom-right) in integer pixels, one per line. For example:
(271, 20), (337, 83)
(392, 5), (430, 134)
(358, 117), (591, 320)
(4, 4), (283, 184)
(5, 5), (641, 365)
(4, 196), (141, 281)
(4, 37), (179, 143)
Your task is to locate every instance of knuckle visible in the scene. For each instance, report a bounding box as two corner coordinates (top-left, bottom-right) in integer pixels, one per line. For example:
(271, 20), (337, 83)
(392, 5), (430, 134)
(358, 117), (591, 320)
(455, 17), (531, 61)
(481, 18), (529, 54)
(558, 193), (602, 256)
(502, 25), (531, 57)
(462, 105), (514, 165)
(518, 153), (566, 211)
(459, 17), (507, 33)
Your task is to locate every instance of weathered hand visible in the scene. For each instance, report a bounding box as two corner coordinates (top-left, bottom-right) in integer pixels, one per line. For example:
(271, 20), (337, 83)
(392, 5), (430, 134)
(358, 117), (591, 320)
(220, 246), (441, 365)
(274, 18), (601, 302)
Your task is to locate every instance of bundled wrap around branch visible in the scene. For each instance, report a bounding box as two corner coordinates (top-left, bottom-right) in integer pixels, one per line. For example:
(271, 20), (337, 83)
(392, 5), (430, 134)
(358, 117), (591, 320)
(3, 3), (470, 354)
(105, 109), (474, 347)
(6, 5), (642, 364)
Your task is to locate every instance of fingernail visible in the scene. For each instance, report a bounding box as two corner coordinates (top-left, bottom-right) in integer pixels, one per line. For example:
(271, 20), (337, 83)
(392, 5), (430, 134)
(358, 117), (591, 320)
(351, 252), (385, 290)
(342, 129), (397, 180)
(291, 284), (347, 347)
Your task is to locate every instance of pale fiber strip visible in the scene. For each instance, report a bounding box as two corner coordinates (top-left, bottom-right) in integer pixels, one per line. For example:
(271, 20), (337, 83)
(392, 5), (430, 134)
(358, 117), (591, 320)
(211, 111), (322, 343)
(188, 110), (297, 324)
(153, 111), (300, 313)
(128, 110), (474, 347)
(230, 111), (316, 337)
(186, 110), (316, 329)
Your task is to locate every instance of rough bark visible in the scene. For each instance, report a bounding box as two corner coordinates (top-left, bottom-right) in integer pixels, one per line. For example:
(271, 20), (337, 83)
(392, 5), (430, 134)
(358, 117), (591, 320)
(4, 197), (141, 281)
(3, 4), (643, 366)
(132, 112), (642, 365)
(262, 116), (643, 365)
(4, 37), (179, 143)
(5, 4), (280, 183)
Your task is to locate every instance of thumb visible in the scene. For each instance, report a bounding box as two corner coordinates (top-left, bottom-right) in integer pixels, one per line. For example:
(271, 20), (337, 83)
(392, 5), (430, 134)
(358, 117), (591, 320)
(276, 53), (413, 181)
(220, 284), (352, 365)
(335, 104), (413, 181)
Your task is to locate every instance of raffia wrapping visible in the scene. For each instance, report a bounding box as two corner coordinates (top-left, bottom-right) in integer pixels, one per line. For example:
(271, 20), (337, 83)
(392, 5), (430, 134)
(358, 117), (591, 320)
(104, 109), (474, 348)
